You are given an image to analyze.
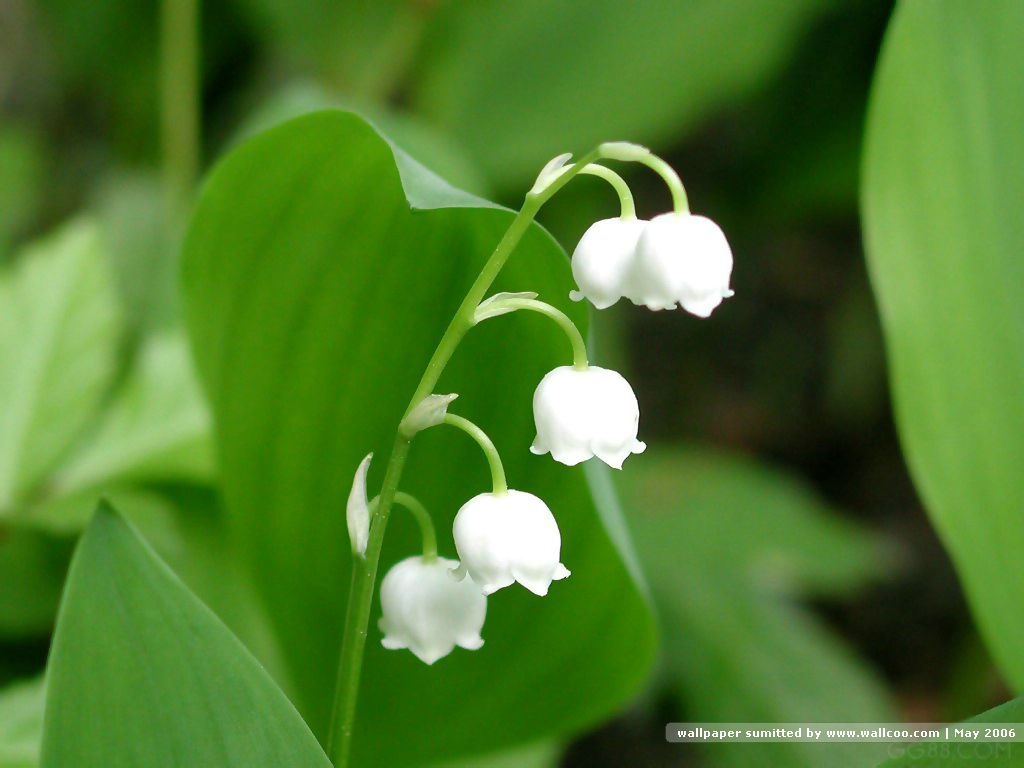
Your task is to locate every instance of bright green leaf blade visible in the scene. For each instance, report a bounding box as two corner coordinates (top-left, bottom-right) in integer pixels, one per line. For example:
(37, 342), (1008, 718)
(0, 676), (44, 768)
(862, 0), (1024, 688)
(0, 220), (121, 510)
(40, 504), (332, 767)
(52, 331), (214, 495)
(621, 448), (896, 768)
(878, 696), (1024, 767)
(414, 0), (825, 185)
(182, 110), (656, 765)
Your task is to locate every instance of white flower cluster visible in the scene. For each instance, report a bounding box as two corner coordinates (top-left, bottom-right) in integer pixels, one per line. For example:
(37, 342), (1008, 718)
(571, 212), (734, 317)
(354, 145), (734, 664)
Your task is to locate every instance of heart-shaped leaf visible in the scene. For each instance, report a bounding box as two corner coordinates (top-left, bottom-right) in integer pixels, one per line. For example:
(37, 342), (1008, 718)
(182, 110), (656, 765)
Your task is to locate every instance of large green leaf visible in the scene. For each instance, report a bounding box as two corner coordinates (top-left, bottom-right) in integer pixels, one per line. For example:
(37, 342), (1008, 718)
(862, 0), (1024, 688)
(414, 0), (826, 185)
(40, 504), (332, 767)
(621, 448), (896, 768)
(183, 110), (656, 765)
(0, 220), (121, 512)
(0, 676), (44, 768)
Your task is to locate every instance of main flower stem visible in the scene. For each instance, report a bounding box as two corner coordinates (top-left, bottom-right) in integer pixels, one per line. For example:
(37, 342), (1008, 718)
(160, 0), (200, 232)
(325, 146), (604, 768)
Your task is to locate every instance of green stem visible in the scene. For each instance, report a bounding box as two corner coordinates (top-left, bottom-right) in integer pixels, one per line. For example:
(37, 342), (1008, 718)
(476, 298), (588, 370)
(368, 492), (438, 560)
(579, 164), (636, 219)
(160, 0), (201, 232)
(634, 153), (689, 213)
(328, 436), (410, 765)
(440, 414), (508, 494)
(325, 145), (606, 767)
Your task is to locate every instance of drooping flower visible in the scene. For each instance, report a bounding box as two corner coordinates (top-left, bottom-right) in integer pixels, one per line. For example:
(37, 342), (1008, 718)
(379, 555), (487, 665)
(630, 212), (734, 316)
(531, 365), (645, 469)
(451, 490), (570, 596)
(569, 217), (648, 309)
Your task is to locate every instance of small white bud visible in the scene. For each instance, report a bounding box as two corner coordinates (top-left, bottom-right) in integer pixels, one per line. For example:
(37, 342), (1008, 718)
(451, 491), (570, 597)
(346, 453), (372, 557)
(630, 212), (734, 317)
(531, 365), (645, 469)
(379, 556), (486, 665)
(569, 217), (647, 309)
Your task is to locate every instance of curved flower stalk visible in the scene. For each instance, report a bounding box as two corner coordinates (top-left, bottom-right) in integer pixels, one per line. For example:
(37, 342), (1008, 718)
(474, 294), (645, 468)
(328, 139), (734, 768)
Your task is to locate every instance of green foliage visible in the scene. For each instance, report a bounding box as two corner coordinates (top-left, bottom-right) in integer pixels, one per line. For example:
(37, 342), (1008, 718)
(863, 0), (1024, 688)
(0, 529), (70, 639)
(0, 221), (120, 513)
(182, 110), (656, 765)
(52, 331), (213, 496)
(621, 448), (896, 768)
(414, 0), (826, 185)
(877, 696), (1024, 767)
(0, 676), (44, 768)
(94, 172), (178, 333)
(0, 128), (45, 260)
(40, 504), (332, 767)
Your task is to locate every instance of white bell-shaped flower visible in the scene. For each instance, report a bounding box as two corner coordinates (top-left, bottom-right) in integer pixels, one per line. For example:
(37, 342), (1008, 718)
(379, 555), (486, 665)
(569, 217), (647, 309)
(630, 212), (734, 316)
(531, 365), (645, 469)
(451, 490), (570, 597)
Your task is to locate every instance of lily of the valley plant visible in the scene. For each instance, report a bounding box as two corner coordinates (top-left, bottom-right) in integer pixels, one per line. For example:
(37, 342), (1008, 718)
(329, 141), (733, 766)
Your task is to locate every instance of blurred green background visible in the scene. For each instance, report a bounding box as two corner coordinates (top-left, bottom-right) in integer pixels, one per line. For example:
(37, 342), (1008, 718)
(0, 0), (1013, 766)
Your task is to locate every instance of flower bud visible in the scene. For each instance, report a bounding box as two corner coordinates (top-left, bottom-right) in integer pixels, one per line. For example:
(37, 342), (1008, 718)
(379, 555), (486, 665)
(569, 217), (647, 309)
(630, 212), (734, 317)
(346, 453), (372, 557)
(451, 491), (570, 597)
(531, 365), (645, 469)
